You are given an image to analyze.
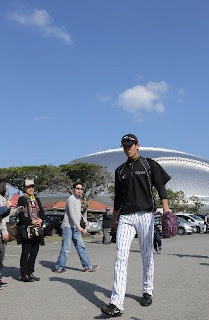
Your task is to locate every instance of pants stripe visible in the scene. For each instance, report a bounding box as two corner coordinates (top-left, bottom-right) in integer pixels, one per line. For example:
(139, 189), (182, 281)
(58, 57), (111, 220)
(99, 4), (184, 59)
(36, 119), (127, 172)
(110, 211), (154, 311)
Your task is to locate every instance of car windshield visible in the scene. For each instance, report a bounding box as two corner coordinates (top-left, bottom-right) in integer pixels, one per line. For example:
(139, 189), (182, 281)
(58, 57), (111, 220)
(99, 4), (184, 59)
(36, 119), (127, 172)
(45, 215), (63, 222)
(88, 218), (97, 222)
(191, 215), (204, 221)
(177, 217), (186, 222)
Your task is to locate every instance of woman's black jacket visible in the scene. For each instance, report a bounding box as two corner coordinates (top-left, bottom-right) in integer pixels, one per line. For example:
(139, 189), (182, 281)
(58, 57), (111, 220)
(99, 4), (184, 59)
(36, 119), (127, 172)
(16, 196), (45, 245)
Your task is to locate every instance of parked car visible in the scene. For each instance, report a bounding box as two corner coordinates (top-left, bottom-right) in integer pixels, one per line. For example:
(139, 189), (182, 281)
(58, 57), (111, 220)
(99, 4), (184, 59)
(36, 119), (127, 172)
(177, 217), (196, 235)
(176, 213), (205, 233)
(195, 213), (206, 221)
(43, 213), (64, 236)
(86, 217), (102, 235)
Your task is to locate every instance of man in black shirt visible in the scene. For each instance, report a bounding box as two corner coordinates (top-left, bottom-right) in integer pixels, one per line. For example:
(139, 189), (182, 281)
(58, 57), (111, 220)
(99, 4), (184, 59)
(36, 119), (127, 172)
(101, 134), (171, 317)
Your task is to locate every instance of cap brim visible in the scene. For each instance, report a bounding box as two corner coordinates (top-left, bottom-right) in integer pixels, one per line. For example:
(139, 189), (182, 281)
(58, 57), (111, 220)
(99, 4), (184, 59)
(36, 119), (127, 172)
(121, 141), (136, 147)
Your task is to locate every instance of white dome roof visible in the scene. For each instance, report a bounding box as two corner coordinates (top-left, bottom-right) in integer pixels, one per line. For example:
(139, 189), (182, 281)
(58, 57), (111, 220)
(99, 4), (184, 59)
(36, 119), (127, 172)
(72, 147), (209, 203)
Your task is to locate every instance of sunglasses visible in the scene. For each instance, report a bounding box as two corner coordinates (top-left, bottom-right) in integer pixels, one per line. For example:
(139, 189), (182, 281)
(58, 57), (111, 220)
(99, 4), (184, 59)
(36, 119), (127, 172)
(75, 187), (83, 190)
(122, 136), (137, 142)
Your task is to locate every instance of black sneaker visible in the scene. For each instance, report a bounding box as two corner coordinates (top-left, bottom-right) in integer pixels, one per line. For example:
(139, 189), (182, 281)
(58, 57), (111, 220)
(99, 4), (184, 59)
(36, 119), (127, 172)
(140, 293), (152, 306)
(0, 279), (8, 287)
(20, 275), (34, 282)
(101, 303), (123, 316)
(28, 273), (40, 281)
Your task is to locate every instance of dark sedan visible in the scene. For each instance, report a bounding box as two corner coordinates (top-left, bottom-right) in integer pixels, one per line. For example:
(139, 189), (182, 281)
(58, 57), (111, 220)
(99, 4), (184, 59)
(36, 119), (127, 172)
(43, 213), (64, 236)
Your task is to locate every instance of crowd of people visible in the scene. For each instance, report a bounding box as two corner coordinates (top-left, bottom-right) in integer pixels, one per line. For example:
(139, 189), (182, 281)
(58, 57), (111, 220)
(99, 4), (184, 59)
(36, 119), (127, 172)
(1, 133), (174, 318)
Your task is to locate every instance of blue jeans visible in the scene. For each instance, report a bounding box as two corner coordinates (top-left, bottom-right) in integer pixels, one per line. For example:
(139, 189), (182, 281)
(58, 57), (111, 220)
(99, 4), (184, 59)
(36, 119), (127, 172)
(154, 231), (162, 250)
(55, 226), (92, 270)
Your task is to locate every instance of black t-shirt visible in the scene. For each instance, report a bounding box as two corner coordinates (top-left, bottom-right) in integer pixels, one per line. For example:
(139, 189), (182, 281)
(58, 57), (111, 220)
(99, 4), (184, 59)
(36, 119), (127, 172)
(114, 157), (171, 215)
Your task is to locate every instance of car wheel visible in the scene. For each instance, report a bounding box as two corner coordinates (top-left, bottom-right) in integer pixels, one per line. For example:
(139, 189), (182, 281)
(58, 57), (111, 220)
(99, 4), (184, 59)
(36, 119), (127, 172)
(178, 227), (185, 235)
(196, 226), (200, 233)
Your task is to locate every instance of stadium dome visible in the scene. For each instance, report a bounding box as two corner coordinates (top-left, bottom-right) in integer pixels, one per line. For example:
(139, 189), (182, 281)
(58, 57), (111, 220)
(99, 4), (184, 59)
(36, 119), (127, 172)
(72, 147), (209, 208)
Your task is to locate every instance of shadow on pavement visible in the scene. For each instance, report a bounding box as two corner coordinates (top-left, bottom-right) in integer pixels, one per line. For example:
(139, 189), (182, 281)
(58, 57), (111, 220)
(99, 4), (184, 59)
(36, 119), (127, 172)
(167, 254), (209, 259)
(94, 316), (141, 320)
(39, 260), (82, 272)
(49, 277), (139, 312)
(2, 266), (20, 280)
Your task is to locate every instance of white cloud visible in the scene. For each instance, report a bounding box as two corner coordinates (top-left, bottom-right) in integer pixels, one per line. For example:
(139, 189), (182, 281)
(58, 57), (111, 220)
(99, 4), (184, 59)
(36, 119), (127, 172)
(177, 88), (185, 102)
(178, 88), (184, 96)
(135, 73), (144, 80)
(34, 115), (51, 121)
(9, 9), (72, 45)
(96, 94), (111, 103)
(117, 81), (169, 114)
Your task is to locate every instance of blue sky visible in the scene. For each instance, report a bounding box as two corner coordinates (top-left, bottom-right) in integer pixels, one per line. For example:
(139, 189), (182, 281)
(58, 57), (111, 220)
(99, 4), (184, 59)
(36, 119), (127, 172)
(1, 0), (209, 168)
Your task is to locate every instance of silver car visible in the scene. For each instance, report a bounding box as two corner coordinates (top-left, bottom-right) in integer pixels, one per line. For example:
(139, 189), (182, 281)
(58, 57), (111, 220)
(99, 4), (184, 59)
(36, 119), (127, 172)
(177, 217), (196, 235)
(86, 218), (102, 235)
(176, 213), (205, 233)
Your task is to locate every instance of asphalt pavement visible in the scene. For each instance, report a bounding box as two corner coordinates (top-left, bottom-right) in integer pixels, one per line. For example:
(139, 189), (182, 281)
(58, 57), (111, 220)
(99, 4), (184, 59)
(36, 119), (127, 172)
(1, 233), (209, 320)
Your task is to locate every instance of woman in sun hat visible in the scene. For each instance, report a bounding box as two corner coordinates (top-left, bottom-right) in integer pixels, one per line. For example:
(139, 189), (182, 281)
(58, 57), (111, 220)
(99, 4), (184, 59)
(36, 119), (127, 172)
(17, 179), (45, 282)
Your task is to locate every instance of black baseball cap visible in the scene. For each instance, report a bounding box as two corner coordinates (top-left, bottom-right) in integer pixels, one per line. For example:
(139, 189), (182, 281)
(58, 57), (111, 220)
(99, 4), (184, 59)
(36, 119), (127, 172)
(121, 134), (138, 146)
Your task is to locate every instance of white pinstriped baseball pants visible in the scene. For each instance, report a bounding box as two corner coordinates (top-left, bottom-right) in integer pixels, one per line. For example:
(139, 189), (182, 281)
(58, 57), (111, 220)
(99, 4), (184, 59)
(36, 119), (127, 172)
(110, 211), (154, 311)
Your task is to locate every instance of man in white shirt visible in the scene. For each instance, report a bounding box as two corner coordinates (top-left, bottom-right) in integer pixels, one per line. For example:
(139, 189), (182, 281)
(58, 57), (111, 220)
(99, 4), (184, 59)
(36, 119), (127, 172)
(54, 182), (99, 273)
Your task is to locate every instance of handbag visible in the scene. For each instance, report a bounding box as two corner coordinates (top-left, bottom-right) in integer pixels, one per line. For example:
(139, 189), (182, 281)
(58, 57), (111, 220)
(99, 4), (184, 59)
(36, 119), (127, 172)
(80, 216), (86, 229)
(21, 225), (44, 239)
(162, 211), (178, 238)
(6, 222), (18, 242)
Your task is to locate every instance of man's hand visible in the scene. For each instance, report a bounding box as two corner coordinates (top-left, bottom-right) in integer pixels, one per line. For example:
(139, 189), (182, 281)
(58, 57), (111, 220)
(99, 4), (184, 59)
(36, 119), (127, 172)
(162, 199), (170, 213)
(6, 199), (13, 209)
(32, 218), (42, 227)
(2, 234), (9, 242)
(79, 227), (85, 234)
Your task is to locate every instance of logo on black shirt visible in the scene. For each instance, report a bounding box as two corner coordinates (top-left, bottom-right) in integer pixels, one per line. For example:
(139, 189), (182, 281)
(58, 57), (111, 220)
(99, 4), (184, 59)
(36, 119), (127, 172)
(135, 171), (146, 175)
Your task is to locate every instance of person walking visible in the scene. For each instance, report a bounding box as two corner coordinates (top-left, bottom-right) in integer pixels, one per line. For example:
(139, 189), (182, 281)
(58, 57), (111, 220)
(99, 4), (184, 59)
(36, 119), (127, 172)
(54, 182), (99, 273)
(101, 133), (171, 317)
(153, 212), (162, 253)
(153, 225), (162, 253)
(17, 179), (45, 282)
(102, 207), (112, 244)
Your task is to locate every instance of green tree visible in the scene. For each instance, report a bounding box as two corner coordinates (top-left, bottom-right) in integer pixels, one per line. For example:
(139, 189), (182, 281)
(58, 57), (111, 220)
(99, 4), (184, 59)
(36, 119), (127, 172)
(188, 196), (204, 214)
(0, 165), (58, 193)
(107, 183), (115, 201)
(0, 163), (113, 205)
(151, 188), (188, 213)
(59, 162), (113, 214)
